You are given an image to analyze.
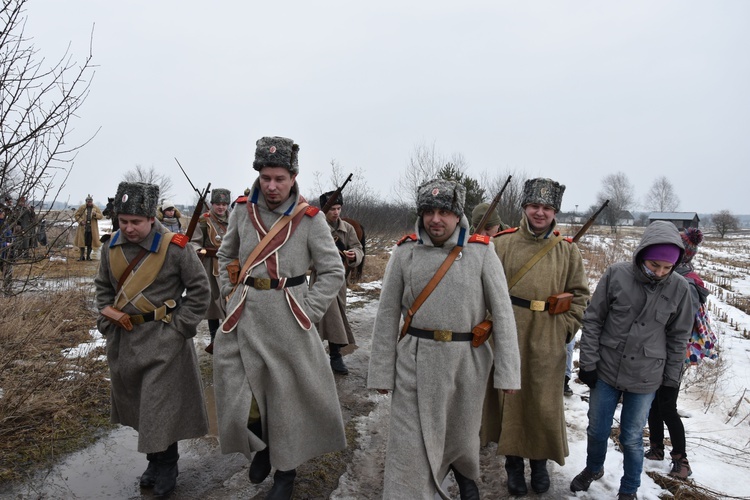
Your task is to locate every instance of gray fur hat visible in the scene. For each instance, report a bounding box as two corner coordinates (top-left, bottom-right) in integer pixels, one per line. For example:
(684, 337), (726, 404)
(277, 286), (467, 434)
(521, 178), (565, 212)
(114, 182), (159, 217)
(417, 179), (466, 217)
(211, 188), (231, 204)
(319, 190), (343, 209)
(253, 136), (300, 175)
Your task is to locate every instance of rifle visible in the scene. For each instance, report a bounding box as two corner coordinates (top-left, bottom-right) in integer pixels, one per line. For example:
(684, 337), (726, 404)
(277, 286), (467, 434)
(175, 157), (211, 240)
(572, 199), (609, 243)
(475, 175), (512, 233)
(321, 173), (353, 214)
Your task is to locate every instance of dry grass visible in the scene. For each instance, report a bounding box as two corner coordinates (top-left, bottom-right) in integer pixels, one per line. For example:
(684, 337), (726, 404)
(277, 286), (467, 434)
(0, 289), (111, 484)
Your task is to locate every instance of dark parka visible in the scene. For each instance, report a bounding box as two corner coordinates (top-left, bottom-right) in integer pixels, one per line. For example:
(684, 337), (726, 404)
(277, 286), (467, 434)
(579, 220), (694, 393)
(368, 215), (521, 500)
(214, 180), (347, 472)
(481, 214), (590, 466)
(94, 220), (211, 453)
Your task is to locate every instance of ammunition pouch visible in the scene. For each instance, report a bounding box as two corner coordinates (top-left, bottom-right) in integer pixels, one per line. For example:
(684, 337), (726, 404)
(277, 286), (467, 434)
(471, 320), (492, 348)
(100, 305), (133, 332)
(227, 259), (240, 285)
(548, 292), (574, 315)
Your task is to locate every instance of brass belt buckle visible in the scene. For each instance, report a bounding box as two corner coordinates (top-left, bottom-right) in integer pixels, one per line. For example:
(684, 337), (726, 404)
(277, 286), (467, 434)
(253, 278), (271, 290)
(434, 329), (453, 342)
(530, 300), (546, 312)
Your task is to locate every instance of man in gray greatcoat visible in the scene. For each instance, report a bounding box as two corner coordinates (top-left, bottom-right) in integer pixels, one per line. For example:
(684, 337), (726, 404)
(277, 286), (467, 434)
(215, 136), (346, 500)
(367, 179), (522, 500)
(94, 181), (210, 497)
(190, 187), (231, 354)
(313, 189), (364, 375)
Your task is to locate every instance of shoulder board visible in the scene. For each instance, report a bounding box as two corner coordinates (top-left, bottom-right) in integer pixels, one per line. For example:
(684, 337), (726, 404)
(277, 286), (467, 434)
(201, 212), (211, 218)
(493, 227), (519, 237)
(397, 233), (418, 245)
(170, 233), (189, 248)
(305, 205), (320, 217)
(563, 237), (573, 243)
(468, 234), (491, 245)
(234, 196), (248, 204)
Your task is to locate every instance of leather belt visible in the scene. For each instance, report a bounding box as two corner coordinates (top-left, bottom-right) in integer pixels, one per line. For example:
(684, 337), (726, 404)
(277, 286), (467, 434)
(243, 274), (307, 290)
(406, 326), (473, 342)
(130, 304), (177, 325)
(510, 295), (549, 312)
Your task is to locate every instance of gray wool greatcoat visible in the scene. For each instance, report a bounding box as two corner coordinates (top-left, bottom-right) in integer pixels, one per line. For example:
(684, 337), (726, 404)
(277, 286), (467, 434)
(94, 220), (210, 454)
(367, 215), (521, 500)
(214, 181), (347, 471)
(312, 217), (364, 345)
(579, 220), (693, 393)
(480, 215), (590, 466)
(190, 211), (229, 321)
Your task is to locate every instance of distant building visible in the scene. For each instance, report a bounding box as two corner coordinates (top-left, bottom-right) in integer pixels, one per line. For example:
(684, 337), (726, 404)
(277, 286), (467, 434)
(648, 212), (700, 229)
(617, 210), (635, 226)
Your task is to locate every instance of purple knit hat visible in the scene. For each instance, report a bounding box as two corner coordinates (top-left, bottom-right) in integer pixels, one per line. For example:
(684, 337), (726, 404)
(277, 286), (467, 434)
(680, 227), (704, 263)
(641, 244), (681, 264)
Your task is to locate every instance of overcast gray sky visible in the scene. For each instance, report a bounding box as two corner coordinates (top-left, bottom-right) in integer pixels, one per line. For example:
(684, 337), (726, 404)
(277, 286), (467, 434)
(24, 1), (750, 214)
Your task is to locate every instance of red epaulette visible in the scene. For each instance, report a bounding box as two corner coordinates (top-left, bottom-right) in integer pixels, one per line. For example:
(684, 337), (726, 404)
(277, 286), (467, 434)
(468, 234), (491, 245)
(397, 233), (418, 245)
(305, 205), (320, 217)
(201, 212), (211, 218)
(170, 233), (189, 248)
(234, 196), (248, 204)
(552, 230), (574, 243)
(492, 227), (519, 238)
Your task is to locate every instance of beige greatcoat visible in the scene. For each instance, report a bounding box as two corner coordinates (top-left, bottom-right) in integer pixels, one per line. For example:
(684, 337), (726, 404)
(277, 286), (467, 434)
(312, 217), (364, 345)
(94, 220), (210, 453)
(481, 215), (590, 465)
(74, 204), (103, 248)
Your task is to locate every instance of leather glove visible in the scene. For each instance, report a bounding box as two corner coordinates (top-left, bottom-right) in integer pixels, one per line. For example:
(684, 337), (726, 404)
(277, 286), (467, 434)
(578, 368), (598, 389)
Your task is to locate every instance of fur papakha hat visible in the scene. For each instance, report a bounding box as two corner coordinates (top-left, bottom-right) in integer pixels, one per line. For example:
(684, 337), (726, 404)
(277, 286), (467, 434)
(211, 188), (231, 204)
(521, 177), (565, 212)
(114, 182), (159, 217)
(319, 190), (343, 210)
(417, 179), (466, 217)
(681, 227), (704, 264)
(85, 194), (93, 202)
(253, 136), (300, 175)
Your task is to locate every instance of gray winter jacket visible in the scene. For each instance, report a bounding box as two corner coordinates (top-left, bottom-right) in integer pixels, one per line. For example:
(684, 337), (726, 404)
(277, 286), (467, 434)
(579, 221), (693, 393)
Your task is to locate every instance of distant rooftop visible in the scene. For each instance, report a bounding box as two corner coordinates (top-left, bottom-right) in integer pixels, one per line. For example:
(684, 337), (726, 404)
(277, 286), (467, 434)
(649, 212), (699, 221)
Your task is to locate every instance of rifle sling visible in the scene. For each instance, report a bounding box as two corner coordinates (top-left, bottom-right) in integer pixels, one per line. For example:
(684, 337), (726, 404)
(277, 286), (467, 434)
(507, 234), (563, 290)
(399, 244), (463, 342)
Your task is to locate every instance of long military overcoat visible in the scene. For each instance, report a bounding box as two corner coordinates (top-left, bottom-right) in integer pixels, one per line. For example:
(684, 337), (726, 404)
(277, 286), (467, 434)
(74, 204), (103, 248)
(480, 215), (590, 466)
(313, 217), (364, 345)
(214, 181), (346, 472)
(94, 220), (210, 454)
(367, 216), (521, 499)
(190, 211), (229, 320)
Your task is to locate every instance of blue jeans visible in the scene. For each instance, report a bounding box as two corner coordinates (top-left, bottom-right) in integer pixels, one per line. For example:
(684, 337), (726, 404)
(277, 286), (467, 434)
(585, 379), (655, 495)
(565, 337), (575, 378)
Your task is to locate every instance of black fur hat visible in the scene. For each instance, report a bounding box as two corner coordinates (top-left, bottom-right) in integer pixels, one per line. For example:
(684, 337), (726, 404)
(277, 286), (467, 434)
(319, 190), (343, 210)
(253, 136), (299, 175)
(211, 188), (231, 204)
(114, 182), (159, 217)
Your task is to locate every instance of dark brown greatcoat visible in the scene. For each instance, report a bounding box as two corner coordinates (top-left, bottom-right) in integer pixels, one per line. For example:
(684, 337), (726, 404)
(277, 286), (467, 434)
(94, 220), (210, 454)
(481, 215), (590, 465)
(190, 211), (228, 320)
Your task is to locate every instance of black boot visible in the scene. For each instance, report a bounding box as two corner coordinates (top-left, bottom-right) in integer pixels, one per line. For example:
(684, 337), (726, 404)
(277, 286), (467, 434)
(86, 246), (92, 260)
(451, 465), (480, 500)
(139, 453), (157, 488)
(266, 469), (296, 500)
(329, 342), (349, 375)
(206, 319), (220, 354)
(248, 421), (271, 484)
(153, 442), (179, 497)
(529, 459), (550, 493)
(77, 248), (85, 261)
(564, 375), (573, 396)
(505, 455), (527, 496)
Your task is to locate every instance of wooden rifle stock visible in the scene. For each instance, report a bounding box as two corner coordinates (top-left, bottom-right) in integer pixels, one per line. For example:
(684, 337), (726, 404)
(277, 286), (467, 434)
(185, 182), (211, 240)
(475, 175), (512, 232)
(321, 173), (353, 213)
(572, 199), (609, 243)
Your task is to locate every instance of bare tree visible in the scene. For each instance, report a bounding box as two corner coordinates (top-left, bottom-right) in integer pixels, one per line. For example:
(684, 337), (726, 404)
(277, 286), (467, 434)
(597, 172), (635, 229)
(310, 159), (377, 222)
(711, 210), (739, 238)
(122, 165), (173, 202)
(645, 176), (680, 212)
(1, 0), (96, 294)
(392, 141), (467, 207)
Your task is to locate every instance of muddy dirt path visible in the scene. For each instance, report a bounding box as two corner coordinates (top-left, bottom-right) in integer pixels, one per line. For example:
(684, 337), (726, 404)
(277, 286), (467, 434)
(1, 296), (580, 499)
